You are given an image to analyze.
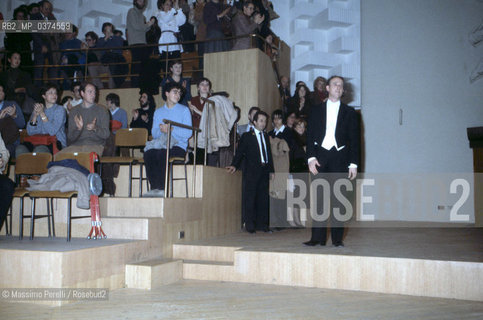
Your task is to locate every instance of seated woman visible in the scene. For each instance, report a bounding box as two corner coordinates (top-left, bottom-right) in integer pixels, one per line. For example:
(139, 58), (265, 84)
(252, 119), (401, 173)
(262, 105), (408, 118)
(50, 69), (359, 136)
(156, 0), (186, 71)
(16, 84), (66, 156)
(160, 60), (191, 106)
(143, 82), (192, 197)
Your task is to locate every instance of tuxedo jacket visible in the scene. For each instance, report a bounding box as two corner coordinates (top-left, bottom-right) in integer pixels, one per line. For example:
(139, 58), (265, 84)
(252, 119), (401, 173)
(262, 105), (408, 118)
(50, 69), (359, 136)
(306, 101), (360, 167)
(232, 130), (274, 175)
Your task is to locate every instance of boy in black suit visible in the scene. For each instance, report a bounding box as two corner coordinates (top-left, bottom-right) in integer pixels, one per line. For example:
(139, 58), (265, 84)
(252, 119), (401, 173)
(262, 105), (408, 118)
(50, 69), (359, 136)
(227, 111), (274, 233)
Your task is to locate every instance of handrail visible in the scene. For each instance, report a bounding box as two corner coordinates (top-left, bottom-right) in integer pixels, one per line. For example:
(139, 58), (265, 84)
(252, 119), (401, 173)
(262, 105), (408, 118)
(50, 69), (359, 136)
(163, 119), (201, 198)
(0, 32), (281, 86)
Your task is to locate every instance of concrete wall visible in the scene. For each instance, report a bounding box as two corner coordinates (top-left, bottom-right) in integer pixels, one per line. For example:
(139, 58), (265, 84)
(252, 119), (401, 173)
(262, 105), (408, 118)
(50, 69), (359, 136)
(361, 0), (483, 173)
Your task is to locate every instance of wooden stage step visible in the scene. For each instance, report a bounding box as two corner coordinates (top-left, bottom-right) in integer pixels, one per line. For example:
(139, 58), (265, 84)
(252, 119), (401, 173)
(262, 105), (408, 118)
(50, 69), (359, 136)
(172, 228), (483, 302)
(125, 258), (182, 290)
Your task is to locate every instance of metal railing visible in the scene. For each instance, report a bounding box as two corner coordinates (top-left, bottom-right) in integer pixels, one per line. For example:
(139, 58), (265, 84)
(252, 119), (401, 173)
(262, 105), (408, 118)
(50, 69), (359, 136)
(1, 33), (281, 87)
(163, 119), (201, 198)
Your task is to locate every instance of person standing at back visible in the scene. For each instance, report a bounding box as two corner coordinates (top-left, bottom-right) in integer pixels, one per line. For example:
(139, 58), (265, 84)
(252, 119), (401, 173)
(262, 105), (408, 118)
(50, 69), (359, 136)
(126, 0), (155, 87)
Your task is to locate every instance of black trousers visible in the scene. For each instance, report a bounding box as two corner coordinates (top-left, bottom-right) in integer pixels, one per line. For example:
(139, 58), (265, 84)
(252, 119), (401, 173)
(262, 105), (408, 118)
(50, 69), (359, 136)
(243, 164), (270, 232)
(130, 44), (152, 88)
(310, 147), (353, 244)
(144, 146), (185, 190)
(0, 174), (15, 232)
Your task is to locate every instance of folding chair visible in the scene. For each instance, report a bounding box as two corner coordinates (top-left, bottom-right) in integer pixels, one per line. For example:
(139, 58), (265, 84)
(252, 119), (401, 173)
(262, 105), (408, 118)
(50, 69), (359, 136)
(100, 128), (148, 197)
(10, 153), (53, 239)
(27, 152), (93, 241)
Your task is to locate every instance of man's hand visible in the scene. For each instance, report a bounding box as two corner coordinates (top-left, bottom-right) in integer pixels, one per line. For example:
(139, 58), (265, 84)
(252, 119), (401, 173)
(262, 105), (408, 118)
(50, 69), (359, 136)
(348, 167), (357, 180)
(0, 109), (7, 119)
(41, 45), (48, 54)
(86, 117), (97, 131)
(159, 123), (170, 133)
(226, 166), (236, 174)
(66, 100), (73, 111)
(6, 106), (16, 118)
(132, 110), (139, 121)
(74, 114), (84, 130)
(308, 158), (320, 175)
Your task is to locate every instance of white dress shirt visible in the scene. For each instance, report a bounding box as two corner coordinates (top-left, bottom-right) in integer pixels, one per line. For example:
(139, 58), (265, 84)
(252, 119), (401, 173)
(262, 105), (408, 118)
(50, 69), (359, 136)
(254, 128), (268, 164)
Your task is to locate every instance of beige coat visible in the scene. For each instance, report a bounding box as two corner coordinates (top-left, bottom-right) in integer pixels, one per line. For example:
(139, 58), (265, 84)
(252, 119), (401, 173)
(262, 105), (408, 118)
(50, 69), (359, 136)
(269, 137), (290, 199)
(0, 133), (10, 173)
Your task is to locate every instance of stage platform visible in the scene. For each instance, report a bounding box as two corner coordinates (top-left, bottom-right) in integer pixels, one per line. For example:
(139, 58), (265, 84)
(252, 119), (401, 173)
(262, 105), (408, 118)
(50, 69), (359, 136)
(173, 227), (483, 302)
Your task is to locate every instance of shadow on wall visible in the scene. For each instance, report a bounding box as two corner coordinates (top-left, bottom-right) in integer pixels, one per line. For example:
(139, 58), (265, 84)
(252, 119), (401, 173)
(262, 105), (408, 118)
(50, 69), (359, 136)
(342, 81), (355, 106)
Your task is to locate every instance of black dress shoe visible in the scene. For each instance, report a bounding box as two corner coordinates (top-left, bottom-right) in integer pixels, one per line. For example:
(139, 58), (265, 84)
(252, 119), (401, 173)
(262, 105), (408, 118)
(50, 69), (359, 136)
(320, 242), (327, 246)
(333, 242), (344, 247)
(247, 229), (256, 234)
(303, 240), (320, 246)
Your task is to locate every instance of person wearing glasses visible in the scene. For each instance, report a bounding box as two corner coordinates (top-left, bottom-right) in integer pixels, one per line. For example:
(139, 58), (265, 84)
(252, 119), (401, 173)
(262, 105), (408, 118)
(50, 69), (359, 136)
(143, 82), (192, 197)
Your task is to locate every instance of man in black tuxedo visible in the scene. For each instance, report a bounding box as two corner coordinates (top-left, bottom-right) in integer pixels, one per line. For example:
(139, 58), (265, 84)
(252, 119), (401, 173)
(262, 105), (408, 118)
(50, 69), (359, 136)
(304, 75), (360, 247)
(227, 111), (274, 233)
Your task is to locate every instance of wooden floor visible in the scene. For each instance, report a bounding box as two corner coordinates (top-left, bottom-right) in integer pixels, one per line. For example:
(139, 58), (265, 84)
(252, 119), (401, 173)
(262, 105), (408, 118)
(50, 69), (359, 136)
(1, 280), (482, 319)
(176, 227), (483, 262)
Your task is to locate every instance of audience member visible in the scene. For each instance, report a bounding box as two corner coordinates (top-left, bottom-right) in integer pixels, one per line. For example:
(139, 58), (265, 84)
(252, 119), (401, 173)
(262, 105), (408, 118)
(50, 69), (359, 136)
(97, 22), (127, 88)
(279, 75), (291, 116)
(27, 3), (40, 17)
(156, 0), (187, 71)
(190, 0), (207, 69)
(160, 60), (192, 106)
(0, 133), (15, 233)
(285, 110), (296, 129)
(178, 0), (196, 53)
(203, 0), (232, 53)
(3, 6), (33, 74)
(289, 84), (311, 119)
(188, 77), (211, 129)
(290, 118), (308, 173)
(106, 93), (128, 134)
(237, 106), (260, 136)
(231, 1), (265, 51)
(81, 31), (116, 89)
(62, 82), (110, 156)
(0, 51), (35, 120)
(59, 25), (83, 90)
(146, 16), (162, 55)
(268, 109), (293, 150)
(0, 83), (26, 156)
(30, 0), (62, 86)
(16, 84), (66, 156)
(127, 0), (155, 87)
(310, 76), (328, 105)
(130, 90), (156, 132)
(227, 110), (274, 233)
(63, 82), (83, 114)
(143, 82), (193, 197)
